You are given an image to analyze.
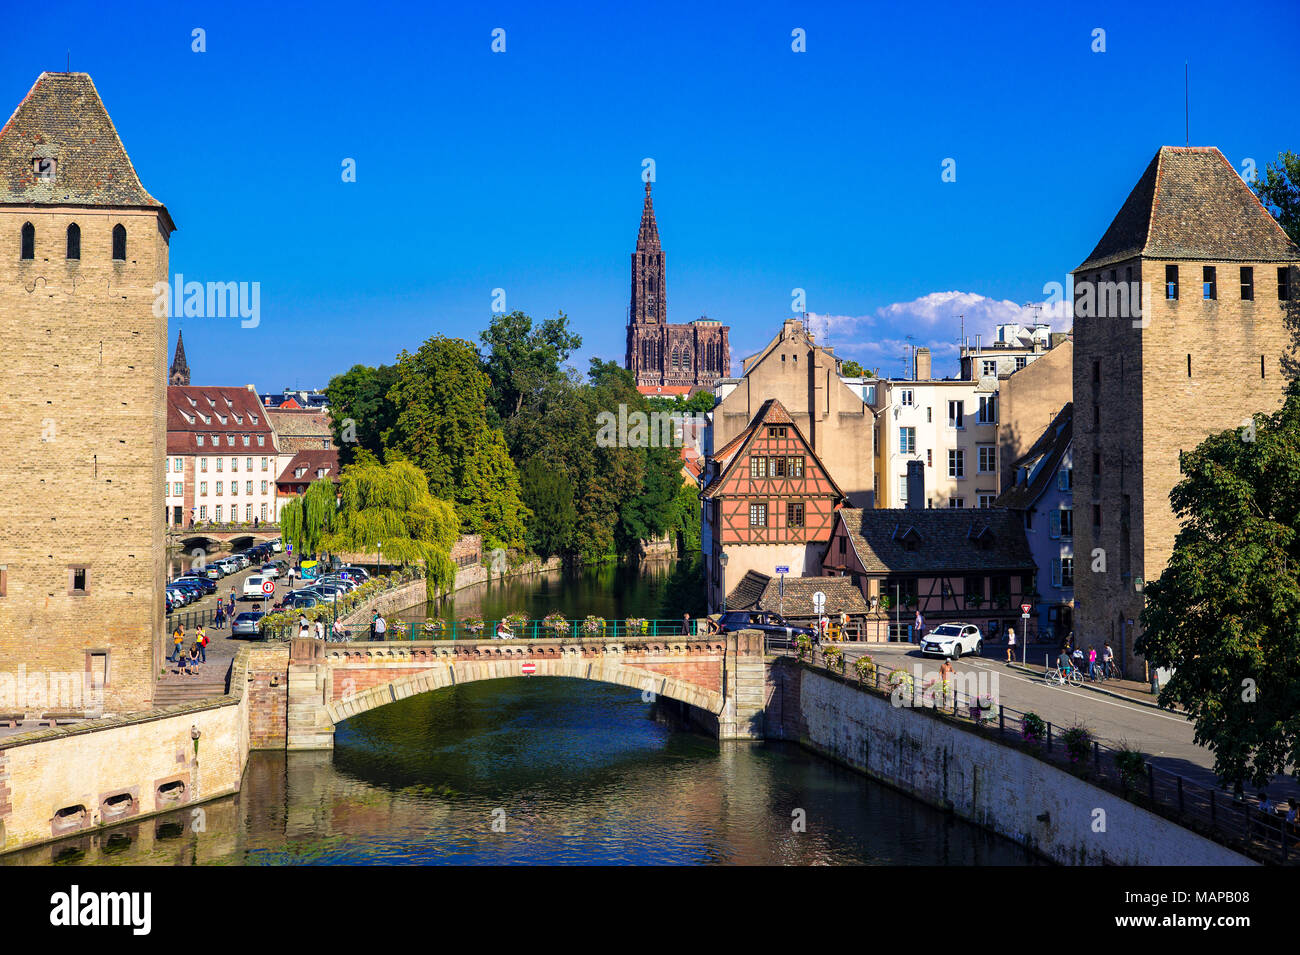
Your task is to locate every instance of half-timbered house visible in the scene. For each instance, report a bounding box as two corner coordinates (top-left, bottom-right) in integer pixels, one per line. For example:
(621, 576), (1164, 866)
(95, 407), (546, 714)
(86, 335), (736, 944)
(821, 507), (1037, 643)
(701, 399), (844, 611)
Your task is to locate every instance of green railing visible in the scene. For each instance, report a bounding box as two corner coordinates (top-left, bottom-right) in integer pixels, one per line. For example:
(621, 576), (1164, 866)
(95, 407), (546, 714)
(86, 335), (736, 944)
(316, 618), (705, 643)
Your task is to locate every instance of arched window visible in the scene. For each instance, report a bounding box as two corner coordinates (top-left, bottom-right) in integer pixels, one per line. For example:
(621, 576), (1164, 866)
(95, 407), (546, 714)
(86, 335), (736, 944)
(682, 349), (692, 370)
(112, 224), (126, 261)
(66, 223), (80, 260)
(20, 222), (34, 260)
(671, 347), (679, 370)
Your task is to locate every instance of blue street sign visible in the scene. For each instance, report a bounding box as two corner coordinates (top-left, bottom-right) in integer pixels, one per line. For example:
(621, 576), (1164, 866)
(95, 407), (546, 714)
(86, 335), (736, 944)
(776, 565), (790, 574)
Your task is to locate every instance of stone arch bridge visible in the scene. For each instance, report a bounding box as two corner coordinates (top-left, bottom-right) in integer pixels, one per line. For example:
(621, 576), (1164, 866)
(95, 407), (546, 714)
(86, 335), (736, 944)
(284, 632), (766, 748)
(169, 526), (280, 555)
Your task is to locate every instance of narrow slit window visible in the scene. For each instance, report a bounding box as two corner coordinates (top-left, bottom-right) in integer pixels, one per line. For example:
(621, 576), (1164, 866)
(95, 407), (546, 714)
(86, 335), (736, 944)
(1240, 266), (1254, 301)
(20, 222), (34, 260)
(1202, 266), (1216, 300)
(66, 223), (80, 260)
(112, 224), (127, 261)
(1165, 264), (1178, 300)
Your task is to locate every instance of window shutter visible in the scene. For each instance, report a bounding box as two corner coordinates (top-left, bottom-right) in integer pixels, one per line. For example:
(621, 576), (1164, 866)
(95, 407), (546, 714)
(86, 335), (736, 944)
(1049, 510), (1061, 539)
(1052, 558), (1062, 588)
(1058, 469), (1068, 491)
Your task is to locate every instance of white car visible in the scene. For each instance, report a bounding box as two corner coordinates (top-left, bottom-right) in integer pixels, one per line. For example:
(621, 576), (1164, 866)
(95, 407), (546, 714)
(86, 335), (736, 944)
(242, 575), (271, 600)
(260, 563), (280, 579)
(921, 622), (983, 659)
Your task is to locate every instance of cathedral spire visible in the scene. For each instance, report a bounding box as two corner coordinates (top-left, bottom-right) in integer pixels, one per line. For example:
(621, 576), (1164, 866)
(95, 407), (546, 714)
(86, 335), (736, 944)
(169, 331), (190, 386)
(637, 179), (660, 251)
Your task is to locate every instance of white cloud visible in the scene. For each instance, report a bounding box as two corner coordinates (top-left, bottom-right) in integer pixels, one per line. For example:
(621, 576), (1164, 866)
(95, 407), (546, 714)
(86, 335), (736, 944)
(808, 290), (1072, 377)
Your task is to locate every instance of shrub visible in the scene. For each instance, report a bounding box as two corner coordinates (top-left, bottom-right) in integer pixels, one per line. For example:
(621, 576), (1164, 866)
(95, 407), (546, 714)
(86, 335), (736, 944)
(625, 617), (648, 634)
(889, 669), (914, 695)
(582, 615), (605, 635)
(1021, 712), (1046, 743)
(1114, 744), (1147, 789)
(821, 644), (846, 674)
(462, 614), (485, 634)
(542, 612), (568, 635)
(795, 634), (813, 660)
(854, 654), (876, 684)
(505, 612), (529, 630)
(1062, 724), (1093, 764)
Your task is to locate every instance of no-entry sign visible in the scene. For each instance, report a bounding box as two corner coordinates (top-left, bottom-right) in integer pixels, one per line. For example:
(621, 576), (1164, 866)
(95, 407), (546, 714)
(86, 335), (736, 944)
(521, 662), (537, 676)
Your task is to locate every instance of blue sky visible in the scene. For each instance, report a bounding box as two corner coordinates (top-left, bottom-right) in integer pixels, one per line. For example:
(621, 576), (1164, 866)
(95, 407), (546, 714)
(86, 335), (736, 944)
(4, 0), (1297, 388)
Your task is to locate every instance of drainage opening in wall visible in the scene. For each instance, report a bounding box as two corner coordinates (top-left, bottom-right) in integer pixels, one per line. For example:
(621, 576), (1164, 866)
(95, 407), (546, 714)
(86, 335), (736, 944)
(52, 804), (88, 833)
(156, 780), (186, 805)
(101, 791), (135, 819)
(155, 820), (185, 841)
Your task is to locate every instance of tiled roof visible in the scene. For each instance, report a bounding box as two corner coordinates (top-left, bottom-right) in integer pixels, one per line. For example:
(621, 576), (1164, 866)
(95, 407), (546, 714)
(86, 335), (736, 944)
(276, 449), (339, 487)
(266, 409), (334, 453)
(1076, 147), (1300, 271)
(0, 73), (171, 226)
(994, 404), (1072, 511)
(166, 386), (276, 455)
(726, 571), (869, 616)
(837, 507), (1035, 575)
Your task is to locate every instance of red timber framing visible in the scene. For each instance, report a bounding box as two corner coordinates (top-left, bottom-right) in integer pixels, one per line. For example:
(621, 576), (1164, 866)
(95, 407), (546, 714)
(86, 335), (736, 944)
(703, 399), (843, 546)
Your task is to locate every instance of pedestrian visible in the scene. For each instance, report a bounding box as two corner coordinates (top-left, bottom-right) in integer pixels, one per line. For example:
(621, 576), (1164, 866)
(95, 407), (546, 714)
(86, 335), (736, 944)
(170, 626), (185, 664)
(839, 610), (850, 642)
(682, 613), (692, 636)
(288, 565), (297, 587)
(186, 642), (201, 676)
(374, 612), (388, 641)
(1088, 645), (1099, 681)
(369, 611), (378, 641)
(1005, 626), (1016, 664)
(297, 614), (310, 639)
(332, 617), (345, 642)
(214, 603), (225, 630)
(1102, 641), (1115, 679)
(314, 619), (325, 641)
(195, 625), (207, 664)
(913, 610), (924, 644)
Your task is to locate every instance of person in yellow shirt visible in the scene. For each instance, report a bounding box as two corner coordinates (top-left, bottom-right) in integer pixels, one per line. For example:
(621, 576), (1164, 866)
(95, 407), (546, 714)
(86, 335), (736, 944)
(195, 626), (207, 664)
(170, 626), (185, 665)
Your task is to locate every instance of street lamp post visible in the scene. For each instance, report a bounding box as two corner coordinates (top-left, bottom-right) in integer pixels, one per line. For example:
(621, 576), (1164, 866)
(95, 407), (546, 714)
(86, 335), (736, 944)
(376, 542), (383, 578)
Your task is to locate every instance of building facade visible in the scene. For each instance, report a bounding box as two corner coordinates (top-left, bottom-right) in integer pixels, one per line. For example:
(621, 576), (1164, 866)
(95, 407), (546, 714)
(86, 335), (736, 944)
(624, 182), (730, 395)
(166, 386), (282, 528)
(0, 73), (174, 715)
(995, 337), (1073, 494)
(711, 318), (877, 507)
(994, 404), (1074, 640)
(701, 399), (844, 612)
(873, 356), (1000, 509)
(821, 508), (1037, 643)
(1071, 146), (1300, 677)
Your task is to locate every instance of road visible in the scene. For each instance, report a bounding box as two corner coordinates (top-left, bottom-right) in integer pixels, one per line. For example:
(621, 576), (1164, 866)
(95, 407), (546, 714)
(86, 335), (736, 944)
(837, 642), (1299, 803)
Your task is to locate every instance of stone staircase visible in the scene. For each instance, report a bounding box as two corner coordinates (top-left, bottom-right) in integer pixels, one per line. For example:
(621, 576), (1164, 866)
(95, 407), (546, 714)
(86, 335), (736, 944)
(153, 676), (229, 707)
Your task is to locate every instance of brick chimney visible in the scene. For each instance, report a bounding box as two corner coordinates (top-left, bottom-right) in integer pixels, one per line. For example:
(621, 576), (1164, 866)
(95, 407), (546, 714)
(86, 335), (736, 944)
(913, 346), (931, 380)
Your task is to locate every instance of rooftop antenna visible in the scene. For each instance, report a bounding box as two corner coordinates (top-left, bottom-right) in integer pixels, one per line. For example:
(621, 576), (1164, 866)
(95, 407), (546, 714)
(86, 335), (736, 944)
(1185, 61), (1189, 146)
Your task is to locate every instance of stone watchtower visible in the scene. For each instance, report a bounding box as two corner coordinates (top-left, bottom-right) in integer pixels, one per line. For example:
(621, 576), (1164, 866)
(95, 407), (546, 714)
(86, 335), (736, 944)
(1071, 146), (1300, 678)
(0, 73), (175, 715)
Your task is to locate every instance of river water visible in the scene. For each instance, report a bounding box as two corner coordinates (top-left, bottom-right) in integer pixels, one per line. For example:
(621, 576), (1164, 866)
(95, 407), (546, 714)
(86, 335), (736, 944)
(6, 560), (1039, 866)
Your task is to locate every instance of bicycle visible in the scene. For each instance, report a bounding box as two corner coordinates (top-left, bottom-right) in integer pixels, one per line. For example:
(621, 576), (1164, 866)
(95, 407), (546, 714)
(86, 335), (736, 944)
(1043, 664), (1082, 687)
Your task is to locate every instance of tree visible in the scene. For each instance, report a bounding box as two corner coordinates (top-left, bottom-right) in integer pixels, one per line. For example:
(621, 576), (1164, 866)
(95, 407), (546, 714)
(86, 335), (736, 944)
(323, 364), (398, 465)
(384, 335), (529, 546)
(278, 478), (337, 556)
(320, 457), (460, 598)
(1253, 152), (1300, 381)
(1136, 390), (1300, 790)
(480, 310), (582, 423)
(841, 359), (865, 377)
(519, 456), (576, 558)
(667, 482), (702, 554)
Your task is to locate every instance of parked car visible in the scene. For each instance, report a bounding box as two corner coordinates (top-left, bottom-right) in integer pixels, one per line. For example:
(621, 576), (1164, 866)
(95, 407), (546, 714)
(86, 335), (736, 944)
(713, 611), (816, 647)
(165, 592), (174, 614)
(176, 574), (217, 595)
(165, 586), (192, 607)
(289, 595), (320, 610)
(269, 539), (283, 552)
(338, 565), (370, 581)
(242, 575), (271, 600)
(920, 622), (983, 659)
(319, 576), (357, 593)
(231, 611), (266, 639)
(307, 585), (341, 604)
(260, 563), (280, 579)
(170, 579), (205, 598)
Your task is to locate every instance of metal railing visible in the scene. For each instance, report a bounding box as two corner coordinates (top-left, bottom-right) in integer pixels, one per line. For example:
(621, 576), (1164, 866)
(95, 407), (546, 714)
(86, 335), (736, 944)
(773, 638), (1299, 865)
(263, 617), (706, 643)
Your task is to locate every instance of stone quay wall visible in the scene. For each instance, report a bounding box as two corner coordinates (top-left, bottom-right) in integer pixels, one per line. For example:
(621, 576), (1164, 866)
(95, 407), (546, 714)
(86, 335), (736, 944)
(766, 658), (1253, 866)
(0, 644), (289, 856)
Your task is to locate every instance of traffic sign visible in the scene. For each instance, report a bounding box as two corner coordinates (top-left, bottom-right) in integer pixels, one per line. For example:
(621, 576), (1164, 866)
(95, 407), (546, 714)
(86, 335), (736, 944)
(521, 662), (537, 676)
(775, 565), (790, 575)
(1020, 603), (1031, 615)
(262, 580), (275, 595)
(812, 591), (826, 614)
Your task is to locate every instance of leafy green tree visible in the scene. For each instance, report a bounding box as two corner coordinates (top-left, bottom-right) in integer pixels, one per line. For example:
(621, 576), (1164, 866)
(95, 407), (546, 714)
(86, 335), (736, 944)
(841, 359), (864, 377)
(519, 456), (577, 558)
(320, 457), (460, 598)
(324, 364), (398, 465)
(667, 482), (702, 554)
(1137, 390), (1300, 790)
(480, 310), (582, 422)
(278, 478), (338, 557)
(384, 335), (529, 545)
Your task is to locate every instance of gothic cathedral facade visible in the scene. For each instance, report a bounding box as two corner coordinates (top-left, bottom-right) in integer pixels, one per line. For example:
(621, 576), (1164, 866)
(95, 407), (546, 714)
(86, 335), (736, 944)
(624, 182), (730, 395)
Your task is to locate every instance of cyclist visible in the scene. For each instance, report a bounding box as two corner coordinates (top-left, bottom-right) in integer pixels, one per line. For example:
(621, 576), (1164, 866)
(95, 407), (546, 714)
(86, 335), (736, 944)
(1056, 648), (1074, 683)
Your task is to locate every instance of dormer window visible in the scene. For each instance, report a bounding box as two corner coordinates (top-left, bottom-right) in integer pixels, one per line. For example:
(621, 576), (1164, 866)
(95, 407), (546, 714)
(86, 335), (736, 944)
(33, 157), (56, 181)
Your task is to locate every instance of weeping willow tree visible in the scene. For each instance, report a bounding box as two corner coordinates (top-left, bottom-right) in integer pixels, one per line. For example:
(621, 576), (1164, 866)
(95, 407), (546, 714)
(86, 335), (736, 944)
(279, 478), (338, 556)
(320, 457), (459, 599)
